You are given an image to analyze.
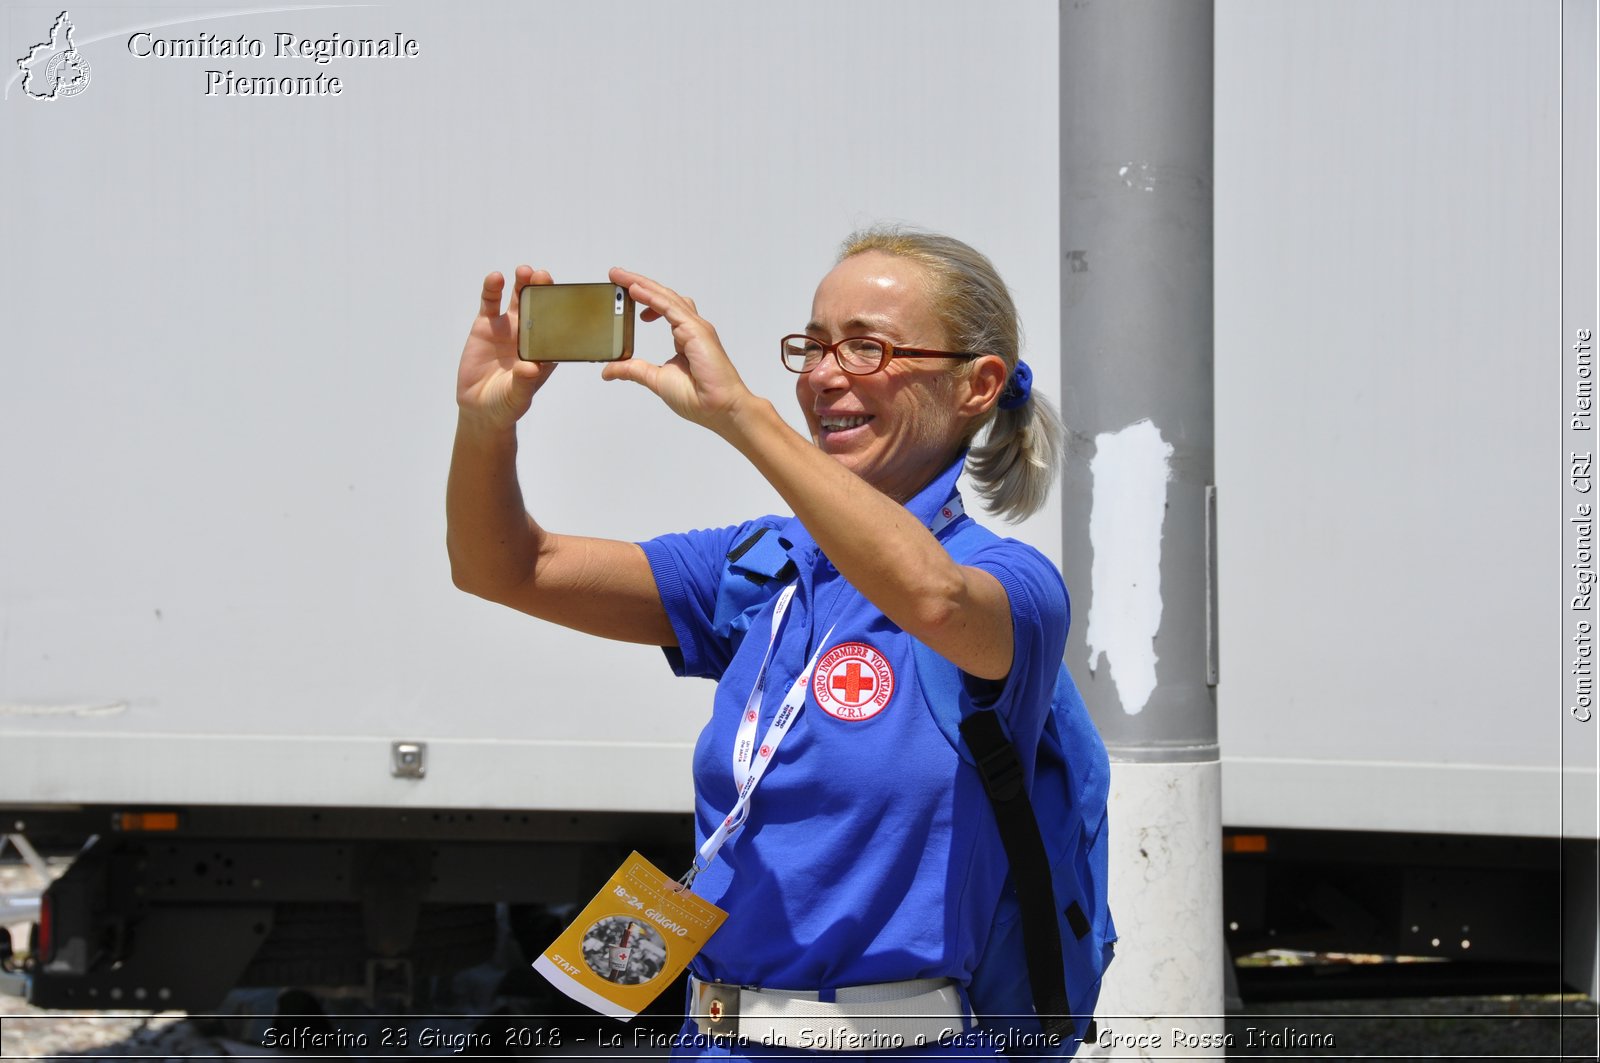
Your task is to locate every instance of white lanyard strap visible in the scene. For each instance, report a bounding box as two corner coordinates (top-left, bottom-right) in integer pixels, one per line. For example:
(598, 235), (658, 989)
(681, 490), (961, 888)
(685, 585), (834, 886)
(929, 491), (964, 538)
(729, 583), (797, 782)
(690, 621), (835, 882)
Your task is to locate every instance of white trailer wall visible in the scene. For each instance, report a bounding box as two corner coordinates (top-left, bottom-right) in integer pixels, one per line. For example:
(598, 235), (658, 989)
(0, 1), (1061, 809)
(1215, 0), (1592, 840)
(5, 0), (1590, 843)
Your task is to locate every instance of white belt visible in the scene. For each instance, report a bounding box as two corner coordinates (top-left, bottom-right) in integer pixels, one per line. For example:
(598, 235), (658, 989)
(689, 975), (969, 1050)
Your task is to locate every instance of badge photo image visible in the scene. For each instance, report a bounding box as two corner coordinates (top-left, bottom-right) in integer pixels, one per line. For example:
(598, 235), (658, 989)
(812, 642), (895, 721)
(582, 917), (667, 985)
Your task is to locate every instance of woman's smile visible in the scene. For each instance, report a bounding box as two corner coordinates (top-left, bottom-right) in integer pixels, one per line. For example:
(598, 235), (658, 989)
(797, 251), (964, 502)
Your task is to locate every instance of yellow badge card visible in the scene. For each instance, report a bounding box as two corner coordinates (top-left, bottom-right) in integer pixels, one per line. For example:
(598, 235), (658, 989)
(532, 851), (727, 1020)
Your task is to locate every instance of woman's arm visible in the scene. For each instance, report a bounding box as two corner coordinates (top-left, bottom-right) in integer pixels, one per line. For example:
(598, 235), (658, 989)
(723, 400), (1015, 679)
(600, 268), (1015, 679)
(446, 267), (675, 647)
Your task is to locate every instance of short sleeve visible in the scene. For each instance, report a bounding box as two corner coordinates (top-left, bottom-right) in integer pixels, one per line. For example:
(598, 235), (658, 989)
(639, 518), (783, 681)
(958, 537), (1070, 751)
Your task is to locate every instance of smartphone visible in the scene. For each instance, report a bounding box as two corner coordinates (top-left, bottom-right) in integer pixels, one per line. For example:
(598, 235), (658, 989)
(518, 283), (635, 362)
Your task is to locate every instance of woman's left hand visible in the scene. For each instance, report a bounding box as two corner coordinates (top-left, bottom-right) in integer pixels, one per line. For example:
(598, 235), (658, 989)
(600, 267), (755, 437)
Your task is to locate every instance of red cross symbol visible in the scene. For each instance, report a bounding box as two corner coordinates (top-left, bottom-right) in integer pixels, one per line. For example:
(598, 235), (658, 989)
(746, 710), (757, 722)
(831, 662), (875, 704)
(759, 745), (772, 758)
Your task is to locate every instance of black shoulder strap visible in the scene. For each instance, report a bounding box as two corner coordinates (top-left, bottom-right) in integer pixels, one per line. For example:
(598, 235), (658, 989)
(959, 710), (1075, 1042)
(724, 526), (796, 586)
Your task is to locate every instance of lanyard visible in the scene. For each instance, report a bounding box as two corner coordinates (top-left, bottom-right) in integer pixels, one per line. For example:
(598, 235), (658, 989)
(929, 491), (965, 538)
(683, 582), (834, 886)
(680, 489), (964, 888)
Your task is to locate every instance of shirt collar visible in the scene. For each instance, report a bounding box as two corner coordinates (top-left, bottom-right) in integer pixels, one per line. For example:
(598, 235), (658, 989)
(777, 453), (968, 565)
(904, 452), (968, 532)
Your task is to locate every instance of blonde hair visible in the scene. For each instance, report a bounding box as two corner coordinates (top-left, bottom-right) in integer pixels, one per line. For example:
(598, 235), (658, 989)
(837, 225), (1064, 522)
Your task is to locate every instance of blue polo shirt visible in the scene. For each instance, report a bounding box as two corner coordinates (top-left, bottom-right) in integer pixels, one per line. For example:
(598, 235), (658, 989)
(639, 458), (1068, 997)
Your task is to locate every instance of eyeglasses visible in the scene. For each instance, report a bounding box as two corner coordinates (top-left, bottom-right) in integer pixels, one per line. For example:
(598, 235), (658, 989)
(780, 334), (981, 376)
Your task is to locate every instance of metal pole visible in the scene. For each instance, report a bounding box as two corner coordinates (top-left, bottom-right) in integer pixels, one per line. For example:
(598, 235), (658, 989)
(1059, 0), (1224, 1055)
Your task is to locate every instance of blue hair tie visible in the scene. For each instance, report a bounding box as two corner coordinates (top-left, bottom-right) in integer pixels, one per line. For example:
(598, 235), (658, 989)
(998, 360), (1032, 411)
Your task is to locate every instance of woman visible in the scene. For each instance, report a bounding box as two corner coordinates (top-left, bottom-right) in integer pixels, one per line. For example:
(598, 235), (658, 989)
(448, 227), (1076, 1057)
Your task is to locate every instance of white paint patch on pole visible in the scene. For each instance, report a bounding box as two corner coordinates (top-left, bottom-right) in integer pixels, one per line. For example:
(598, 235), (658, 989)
(1085, 418), (1174, 715)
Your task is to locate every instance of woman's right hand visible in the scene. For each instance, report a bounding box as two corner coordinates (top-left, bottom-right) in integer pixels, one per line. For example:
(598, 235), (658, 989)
(456, 266), (558, 430)
(448, 265), (677, 648)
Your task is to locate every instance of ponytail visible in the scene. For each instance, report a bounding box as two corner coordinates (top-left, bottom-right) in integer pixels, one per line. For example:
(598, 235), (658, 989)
(966, 387), (1065, 522)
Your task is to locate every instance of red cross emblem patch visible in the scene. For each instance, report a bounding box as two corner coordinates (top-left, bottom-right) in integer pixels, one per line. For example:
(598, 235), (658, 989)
(813, 642), (895, 721)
